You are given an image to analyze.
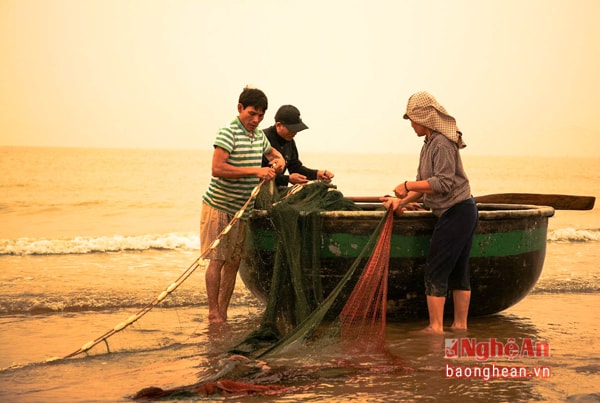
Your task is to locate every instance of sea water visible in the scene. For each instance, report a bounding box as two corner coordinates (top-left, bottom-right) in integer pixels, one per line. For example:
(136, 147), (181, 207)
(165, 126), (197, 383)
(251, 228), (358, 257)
(0, 146), (599, 402)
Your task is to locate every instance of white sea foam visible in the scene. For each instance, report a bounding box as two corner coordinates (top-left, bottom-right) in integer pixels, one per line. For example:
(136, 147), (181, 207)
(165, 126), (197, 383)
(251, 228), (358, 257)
(547, 228), (600, 243)
(0, 232), (200, 255)
(2, 227), (598, 255)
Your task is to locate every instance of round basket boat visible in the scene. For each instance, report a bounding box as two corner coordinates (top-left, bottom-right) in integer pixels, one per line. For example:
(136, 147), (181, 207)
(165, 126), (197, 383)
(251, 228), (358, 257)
(239, 203), (555, 320)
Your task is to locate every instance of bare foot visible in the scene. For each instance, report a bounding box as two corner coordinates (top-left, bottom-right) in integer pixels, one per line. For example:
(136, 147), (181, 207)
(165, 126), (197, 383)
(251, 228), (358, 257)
(450, 325), (467, 333)
(208, 312), (225, 324)
(415, 326), (444, 335)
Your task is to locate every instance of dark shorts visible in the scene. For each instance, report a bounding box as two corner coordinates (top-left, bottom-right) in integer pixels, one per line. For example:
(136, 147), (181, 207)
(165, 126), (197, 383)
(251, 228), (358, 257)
(424, 198), (478, 297)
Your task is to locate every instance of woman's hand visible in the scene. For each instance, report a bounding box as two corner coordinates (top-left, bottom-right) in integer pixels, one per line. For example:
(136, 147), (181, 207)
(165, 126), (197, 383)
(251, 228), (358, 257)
(393, 182), (409, 199)
(380, 196), (406, 215)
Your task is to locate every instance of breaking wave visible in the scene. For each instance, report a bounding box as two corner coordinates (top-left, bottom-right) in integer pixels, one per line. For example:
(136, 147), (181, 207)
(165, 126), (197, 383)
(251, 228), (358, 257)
(0, 289), (261, 315)
(0, 232), (200, 255)
(547, 228), (600, 243)
(1, 228), (598, 256)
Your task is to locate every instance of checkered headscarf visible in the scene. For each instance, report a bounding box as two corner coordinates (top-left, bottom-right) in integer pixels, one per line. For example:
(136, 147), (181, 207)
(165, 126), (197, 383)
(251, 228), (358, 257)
(403, 91), (466, 148)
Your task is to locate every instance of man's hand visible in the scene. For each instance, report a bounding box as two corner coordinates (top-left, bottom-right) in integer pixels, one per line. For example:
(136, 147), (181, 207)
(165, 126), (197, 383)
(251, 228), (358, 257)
(289, 173), (309, 185)
(257, 166), (277, 181)
(317, 170), (334, 183)
(270, 158), (285, 174)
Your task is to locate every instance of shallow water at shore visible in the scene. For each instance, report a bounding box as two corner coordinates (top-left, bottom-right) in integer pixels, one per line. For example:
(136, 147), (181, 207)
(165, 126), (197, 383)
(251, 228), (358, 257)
(1, 291), (599, 403)
(1, 243), (599, 402)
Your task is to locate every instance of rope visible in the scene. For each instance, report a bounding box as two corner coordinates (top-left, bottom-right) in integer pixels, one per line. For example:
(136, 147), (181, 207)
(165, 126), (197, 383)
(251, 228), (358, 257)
(62, 178), (270, 359)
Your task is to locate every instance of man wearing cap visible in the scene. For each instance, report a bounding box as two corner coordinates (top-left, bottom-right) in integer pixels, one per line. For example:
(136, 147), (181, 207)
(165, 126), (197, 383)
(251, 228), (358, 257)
(261, 105), (334, 190)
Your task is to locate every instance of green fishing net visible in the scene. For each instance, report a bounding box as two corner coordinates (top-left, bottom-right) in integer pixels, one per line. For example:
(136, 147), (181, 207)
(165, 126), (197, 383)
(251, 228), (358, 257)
(230, 181), (388, 358)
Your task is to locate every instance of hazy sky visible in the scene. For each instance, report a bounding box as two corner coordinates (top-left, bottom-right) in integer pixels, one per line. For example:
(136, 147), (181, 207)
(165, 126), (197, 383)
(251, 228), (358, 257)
(1, 0), (599, 157)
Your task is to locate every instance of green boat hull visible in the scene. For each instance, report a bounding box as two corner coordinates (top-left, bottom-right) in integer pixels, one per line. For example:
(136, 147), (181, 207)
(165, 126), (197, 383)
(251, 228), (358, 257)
(239, 203), (555, 320)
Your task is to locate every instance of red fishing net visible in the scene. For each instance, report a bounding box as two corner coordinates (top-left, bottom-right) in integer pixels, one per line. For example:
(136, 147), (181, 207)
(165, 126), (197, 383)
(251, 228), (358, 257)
(340, 208), (394, 354)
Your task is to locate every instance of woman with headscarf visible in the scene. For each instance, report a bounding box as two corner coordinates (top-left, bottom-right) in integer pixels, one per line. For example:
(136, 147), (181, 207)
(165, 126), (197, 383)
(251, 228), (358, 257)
(382, 91), (478, 335)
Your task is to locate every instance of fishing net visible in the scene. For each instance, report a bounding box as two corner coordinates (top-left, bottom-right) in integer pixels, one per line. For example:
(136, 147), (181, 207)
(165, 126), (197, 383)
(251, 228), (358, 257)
(59, 179), (401, 400)
(340, 207), (393, 354)
(230, 181), (393, 358)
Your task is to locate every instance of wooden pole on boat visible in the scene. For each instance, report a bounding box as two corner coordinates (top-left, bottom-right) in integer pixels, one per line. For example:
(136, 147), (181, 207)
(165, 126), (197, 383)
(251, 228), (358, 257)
(346, 193), (595, 211)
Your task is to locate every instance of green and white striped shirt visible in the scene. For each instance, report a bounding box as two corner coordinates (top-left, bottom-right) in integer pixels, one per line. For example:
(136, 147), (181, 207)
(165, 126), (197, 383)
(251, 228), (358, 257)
(202, 117), (271, 218)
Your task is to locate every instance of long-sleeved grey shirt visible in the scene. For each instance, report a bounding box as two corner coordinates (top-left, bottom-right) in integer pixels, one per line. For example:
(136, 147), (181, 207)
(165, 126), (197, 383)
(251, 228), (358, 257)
(416, 132), (472, 217)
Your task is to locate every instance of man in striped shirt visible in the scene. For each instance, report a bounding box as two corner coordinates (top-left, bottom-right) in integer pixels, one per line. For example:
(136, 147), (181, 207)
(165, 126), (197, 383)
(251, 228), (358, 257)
(201, 87), (285, 324)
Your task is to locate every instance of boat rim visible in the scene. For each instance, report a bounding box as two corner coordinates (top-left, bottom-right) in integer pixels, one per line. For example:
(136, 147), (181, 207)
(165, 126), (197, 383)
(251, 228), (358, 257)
(250, 203), (555, 220)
